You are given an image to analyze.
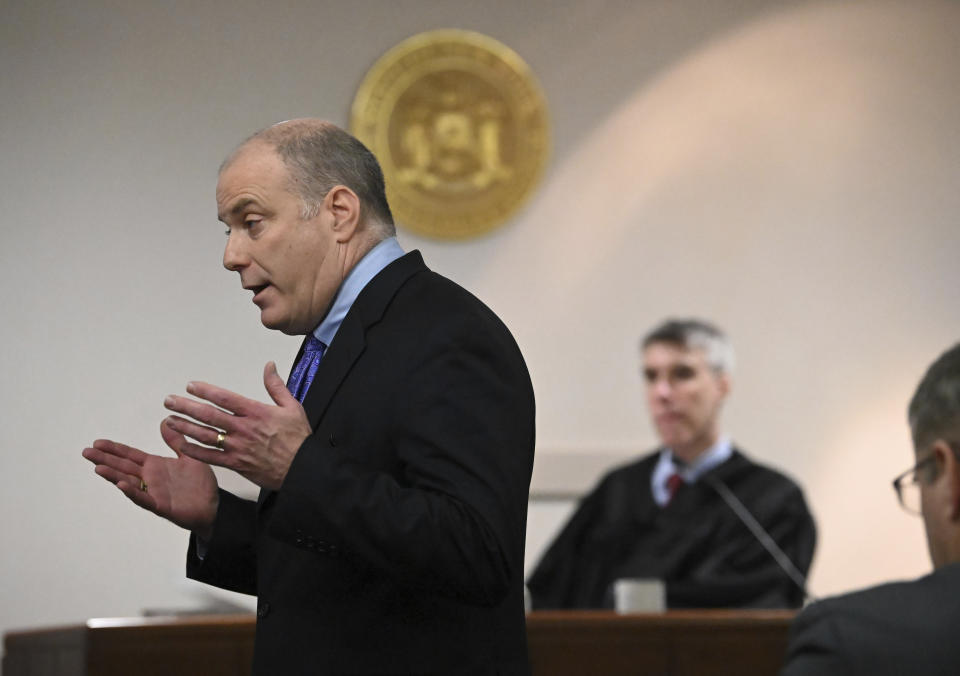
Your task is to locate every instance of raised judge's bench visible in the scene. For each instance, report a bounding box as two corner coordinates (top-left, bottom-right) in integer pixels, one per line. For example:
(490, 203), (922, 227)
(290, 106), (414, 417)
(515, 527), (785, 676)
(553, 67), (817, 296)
(527, 610), (794, 675)
(3, 610), (794, 675)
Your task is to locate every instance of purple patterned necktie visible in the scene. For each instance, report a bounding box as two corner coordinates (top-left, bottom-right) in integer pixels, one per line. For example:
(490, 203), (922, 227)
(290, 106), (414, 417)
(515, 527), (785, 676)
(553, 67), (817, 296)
(286, 335), (326, 403)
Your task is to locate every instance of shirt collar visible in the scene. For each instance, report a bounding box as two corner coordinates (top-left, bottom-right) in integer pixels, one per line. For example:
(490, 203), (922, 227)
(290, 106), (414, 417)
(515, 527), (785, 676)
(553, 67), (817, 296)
(312, 237), (405, 346)
(651, 437), (733, 506)
(667, 436), (733, 482)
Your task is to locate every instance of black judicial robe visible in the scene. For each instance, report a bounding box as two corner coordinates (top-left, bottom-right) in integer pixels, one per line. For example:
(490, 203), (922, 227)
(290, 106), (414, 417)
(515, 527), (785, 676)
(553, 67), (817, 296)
(527, 449), (816, 609)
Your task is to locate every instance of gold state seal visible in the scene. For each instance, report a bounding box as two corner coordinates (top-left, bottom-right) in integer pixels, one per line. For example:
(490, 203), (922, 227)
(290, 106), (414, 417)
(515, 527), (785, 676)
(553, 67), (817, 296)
(351, 29), (550, 240)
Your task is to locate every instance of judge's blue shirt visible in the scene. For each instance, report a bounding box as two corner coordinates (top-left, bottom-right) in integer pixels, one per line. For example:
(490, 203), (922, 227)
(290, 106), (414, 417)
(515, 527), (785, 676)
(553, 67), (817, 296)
(650, 437), (733, 507)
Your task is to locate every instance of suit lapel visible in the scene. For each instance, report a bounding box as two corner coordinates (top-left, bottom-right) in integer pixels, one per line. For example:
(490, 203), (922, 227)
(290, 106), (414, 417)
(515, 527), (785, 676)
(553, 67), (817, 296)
(301, 250), (426, 426)
(257, 251), (426, 509)
(300, 314), (365, 429)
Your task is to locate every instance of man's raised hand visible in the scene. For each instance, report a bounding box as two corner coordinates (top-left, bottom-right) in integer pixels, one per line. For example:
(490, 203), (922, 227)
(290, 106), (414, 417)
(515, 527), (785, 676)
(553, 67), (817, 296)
(161, 362), (312, 490)
(82, 426), (219, 539)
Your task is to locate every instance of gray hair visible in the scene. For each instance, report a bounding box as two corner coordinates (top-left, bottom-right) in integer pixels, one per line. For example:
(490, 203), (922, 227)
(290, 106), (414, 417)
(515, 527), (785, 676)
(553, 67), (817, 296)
(908, 343), (960, 448)
(641, 318), (735, 374)
(223, 119), (395, 238)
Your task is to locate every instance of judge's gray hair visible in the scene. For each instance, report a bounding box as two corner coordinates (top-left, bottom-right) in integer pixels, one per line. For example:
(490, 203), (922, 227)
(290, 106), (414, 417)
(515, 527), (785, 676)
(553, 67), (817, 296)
(641, 318), (735, 375)
(908, 343), (960, 448)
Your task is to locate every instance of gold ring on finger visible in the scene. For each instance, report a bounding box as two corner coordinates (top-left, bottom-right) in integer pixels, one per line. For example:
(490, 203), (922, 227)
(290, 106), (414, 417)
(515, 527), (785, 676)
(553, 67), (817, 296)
(216, 431), (226, 450)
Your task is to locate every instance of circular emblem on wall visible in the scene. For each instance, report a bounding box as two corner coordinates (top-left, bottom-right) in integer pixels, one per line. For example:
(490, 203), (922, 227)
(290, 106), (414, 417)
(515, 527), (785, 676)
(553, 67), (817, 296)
(351, 29), (551, 240)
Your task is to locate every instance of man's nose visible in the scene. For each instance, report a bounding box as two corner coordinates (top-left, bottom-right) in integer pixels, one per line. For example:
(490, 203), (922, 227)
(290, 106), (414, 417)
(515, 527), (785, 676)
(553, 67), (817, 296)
(651, 378), (672, 399)
(223, 233), (248, 271)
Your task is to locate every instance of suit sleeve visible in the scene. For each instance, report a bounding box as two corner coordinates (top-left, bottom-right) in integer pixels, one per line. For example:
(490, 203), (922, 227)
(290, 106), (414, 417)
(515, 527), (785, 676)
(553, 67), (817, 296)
(268, 311), (535, 607)
(781, 601), (850, 676)
(185, 489), (259, 595)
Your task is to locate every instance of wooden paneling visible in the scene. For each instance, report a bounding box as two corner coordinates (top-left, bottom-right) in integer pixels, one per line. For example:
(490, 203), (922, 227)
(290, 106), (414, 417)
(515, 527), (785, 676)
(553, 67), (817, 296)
(4, 610), (793, 675)
(3, 615), (254, 676)
(527, 610), (795, 676)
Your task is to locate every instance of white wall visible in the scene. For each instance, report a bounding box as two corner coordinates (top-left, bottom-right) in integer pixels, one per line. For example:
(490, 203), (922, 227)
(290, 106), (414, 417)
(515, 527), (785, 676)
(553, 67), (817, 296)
(2, 0), (959, 644)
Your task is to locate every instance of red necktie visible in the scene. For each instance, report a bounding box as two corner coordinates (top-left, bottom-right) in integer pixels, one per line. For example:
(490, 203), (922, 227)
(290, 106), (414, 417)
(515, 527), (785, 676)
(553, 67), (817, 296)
(665, 473), (685, 504)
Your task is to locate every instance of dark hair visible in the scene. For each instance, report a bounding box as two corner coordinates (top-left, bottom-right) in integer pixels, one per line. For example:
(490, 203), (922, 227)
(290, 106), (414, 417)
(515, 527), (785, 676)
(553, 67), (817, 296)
(226, 119), (395, 235)
(641, 318), (734, 373)
(908, 343), (960, 448)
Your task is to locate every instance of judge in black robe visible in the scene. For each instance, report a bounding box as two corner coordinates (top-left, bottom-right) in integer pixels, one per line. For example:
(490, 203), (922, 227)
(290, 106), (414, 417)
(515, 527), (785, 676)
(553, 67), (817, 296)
(527, 447), (816, 609)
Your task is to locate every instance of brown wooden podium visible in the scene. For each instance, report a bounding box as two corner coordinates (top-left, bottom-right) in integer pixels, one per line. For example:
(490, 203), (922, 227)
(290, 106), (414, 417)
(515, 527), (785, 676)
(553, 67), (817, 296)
(4, 610), (794, 675)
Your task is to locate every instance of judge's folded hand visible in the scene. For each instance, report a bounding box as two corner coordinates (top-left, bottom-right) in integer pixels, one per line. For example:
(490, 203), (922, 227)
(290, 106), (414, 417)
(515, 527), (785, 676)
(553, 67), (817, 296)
(161, 361), (311, 491)
(81, 424), (220, 540)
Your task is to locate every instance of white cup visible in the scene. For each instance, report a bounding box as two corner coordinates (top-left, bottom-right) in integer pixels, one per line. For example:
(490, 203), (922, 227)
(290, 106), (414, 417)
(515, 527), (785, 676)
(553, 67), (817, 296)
(612, 578), (665, 613)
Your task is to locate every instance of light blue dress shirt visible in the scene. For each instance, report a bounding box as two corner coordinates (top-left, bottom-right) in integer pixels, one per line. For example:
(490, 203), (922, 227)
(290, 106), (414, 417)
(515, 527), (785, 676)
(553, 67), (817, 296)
(312, 236), (405, 346)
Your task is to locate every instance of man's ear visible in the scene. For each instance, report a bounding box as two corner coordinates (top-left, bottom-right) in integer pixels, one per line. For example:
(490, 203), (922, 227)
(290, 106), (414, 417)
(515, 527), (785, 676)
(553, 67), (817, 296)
(932, 440), (960, 521)
(716, 371), (731, 399)
(324, 185), (361, 242)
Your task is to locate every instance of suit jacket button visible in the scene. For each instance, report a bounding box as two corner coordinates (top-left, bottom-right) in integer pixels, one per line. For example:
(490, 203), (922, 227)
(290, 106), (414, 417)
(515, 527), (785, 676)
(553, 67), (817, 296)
(328, 434), (337, 446)
(257, 602), (270, 618)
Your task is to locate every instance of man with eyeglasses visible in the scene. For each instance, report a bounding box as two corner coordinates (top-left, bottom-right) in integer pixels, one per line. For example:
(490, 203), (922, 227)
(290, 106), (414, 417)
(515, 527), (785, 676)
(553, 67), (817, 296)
(782, 343), (960, 676)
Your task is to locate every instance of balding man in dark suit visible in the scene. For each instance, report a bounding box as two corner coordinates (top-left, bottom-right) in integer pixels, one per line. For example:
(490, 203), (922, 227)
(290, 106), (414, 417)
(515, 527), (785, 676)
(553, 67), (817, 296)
(84, 119), (535, 675)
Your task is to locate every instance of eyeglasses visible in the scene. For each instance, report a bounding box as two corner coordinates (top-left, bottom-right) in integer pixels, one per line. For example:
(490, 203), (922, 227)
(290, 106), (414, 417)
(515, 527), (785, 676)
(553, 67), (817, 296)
(892, 456), (935, 515)
(892, 442), (960, 515)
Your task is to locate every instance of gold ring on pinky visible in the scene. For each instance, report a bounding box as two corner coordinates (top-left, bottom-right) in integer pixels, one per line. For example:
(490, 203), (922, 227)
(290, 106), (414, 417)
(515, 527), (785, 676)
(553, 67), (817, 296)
(139, 478), (148, 492)
(216, 432), (226, 450)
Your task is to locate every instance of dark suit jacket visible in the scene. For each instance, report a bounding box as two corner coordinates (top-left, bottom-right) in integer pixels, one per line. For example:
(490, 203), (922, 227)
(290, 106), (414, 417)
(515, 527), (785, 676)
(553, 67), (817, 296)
(187, 251), (536, 675)
(781, 562), (960, 675)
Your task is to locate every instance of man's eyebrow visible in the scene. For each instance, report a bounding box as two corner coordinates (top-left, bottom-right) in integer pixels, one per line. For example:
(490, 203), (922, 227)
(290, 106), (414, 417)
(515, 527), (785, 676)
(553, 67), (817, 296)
(218, 198), (259, 222)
